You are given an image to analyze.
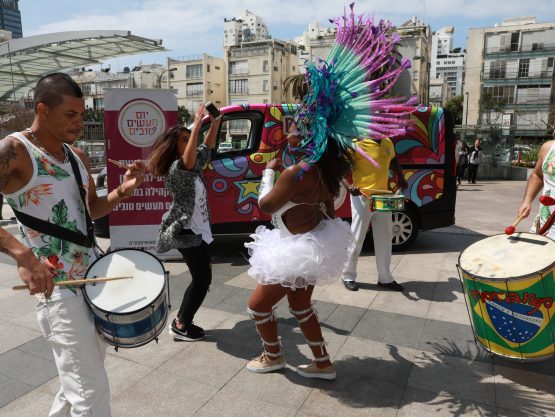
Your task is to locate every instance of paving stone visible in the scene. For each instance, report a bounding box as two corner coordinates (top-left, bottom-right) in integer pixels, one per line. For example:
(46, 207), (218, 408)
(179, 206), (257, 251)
(0, 348), (57, 387)
(300, 373), (403, 417)
(0, 374), (33, 408)
(111, 369), (217, 417)
(0, 384), (54, 417)
(493, 364), (555, 416)
(334, 337), (417, 386)
(369, 288), (432, 318)
(16, 336), (54, 361)
(406, 351), (495, 406)
(0, 320), (41, 355)
(397, 387), (496, 417)
(225, 367), (313, 410)
(158, 340), (247, 388)
(194, 386), (299, 417)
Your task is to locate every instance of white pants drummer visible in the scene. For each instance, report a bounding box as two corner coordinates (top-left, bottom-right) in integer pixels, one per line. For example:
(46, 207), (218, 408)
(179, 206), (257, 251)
(342, 194), (395, 284)
(36, 292), (110, 417)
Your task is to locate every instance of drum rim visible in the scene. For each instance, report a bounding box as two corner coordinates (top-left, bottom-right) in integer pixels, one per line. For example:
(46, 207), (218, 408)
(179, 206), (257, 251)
(457, 233), (555, 282)
(83, 248), (168, 316)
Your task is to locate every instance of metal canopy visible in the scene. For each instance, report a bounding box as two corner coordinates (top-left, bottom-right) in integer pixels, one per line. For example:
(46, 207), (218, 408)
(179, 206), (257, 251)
(0, 30), (165, 100)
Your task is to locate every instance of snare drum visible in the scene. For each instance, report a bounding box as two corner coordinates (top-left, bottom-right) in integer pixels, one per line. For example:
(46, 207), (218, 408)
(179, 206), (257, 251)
(371, 195), (405, 212)
(458, 233), (555, 361)
(83, 249), (169, 349)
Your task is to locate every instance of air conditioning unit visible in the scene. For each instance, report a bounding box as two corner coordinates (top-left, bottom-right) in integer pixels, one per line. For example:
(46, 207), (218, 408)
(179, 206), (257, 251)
(273, 66), (279, 71)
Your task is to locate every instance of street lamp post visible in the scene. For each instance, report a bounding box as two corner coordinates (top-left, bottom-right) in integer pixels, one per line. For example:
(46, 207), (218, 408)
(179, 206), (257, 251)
(157, 67), (178, 88)
(464, 91), (469, 125)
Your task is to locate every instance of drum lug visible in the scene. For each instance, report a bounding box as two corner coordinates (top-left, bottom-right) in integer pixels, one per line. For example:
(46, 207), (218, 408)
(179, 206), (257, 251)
(114, 345), (119, 352)
(155, 337), (159, 344)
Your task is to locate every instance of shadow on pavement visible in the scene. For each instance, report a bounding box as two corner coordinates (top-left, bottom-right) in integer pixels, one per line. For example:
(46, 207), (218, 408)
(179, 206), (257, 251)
(201, 319), (553, 416)
(399, 277), (463, 302)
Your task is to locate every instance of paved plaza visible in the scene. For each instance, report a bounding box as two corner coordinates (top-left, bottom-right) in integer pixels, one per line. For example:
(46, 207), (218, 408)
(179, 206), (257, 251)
(1, 180), (554, 417)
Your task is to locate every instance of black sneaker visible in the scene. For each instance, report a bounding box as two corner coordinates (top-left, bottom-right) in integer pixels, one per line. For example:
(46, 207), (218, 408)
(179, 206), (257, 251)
(343, 280), (359, 291)
(378, 281), (404, 292)
(168, 319), (205, 341)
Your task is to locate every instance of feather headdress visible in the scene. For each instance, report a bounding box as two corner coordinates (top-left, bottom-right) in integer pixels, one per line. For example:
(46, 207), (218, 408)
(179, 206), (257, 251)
(293, 3), (416, 169)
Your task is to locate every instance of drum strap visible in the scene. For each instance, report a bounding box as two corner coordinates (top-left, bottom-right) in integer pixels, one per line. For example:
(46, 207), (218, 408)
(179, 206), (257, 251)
(539, 209), (555, 236)
(11, 146), (96, 249)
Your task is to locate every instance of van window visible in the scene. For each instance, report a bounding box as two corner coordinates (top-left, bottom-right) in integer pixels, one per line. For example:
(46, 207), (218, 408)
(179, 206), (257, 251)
(198, 112), (263, 155)
(218, 118), (253, 153)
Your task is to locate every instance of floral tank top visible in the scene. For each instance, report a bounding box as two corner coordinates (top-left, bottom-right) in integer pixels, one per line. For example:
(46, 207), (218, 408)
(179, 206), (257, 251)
(4, 132), (97, 301)
(540, 142), (555, 240)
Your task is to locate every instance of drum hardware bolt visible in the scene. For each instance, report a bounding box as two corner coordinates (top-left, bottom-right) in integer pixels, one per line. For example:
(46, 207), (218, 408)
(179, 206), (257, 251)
(155, 337), (159, 344)
(114, 346), (119, 352)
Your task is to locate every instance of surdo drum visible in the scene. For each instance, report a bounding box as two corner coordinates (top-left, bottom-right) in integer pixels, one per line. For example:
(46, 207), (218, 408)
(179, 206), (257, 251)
(83, 249), (169, 349)
(458, 233), (555, 361)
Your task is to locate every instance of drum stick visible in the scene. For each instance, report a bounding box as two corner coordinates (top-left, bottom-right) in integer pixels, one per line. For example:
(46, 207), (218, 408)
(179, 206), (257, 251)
(12, 276), (132, 291)
(505, 213), (526, 235)
(108, 159), (132, 170)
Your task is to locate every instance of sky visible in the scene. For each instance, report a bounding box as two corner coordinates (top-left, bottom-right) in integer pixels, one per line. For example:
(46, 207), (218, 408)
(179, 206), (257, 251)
(19, 0), (555, 72)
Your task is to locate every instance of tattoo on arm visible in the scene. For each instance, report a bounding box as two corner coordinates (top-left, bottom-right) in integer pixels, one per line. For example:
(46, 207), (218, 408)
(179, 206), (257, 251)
(0, 139), (16, 190)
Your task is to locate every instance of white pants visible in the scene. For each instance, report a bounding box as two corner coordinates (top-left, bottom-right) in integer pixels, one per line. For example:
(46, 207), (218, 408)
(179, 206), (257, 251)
(342, 194), (394, 284)
(36, 293), (111, 417)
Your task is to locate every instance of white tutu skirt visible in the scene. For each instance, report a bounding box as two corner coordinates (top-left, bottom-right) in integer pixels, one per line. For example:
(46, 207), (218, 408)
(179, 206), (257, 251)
(245, 218), (354, 289)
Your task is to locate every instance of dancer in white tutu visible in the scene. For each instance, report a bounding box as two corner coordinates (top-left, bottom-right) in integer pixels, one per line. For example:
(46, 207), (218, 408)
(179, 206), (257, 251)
(245, 4), (414, 380)
(245, 122), (354, 380)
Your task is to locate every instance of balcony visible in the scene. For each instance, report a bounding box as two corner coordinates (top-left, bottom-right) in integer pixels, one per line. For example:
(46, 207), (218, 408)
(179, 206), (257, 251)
(484, 43), (555, 59)
(483, 75), (553, 86)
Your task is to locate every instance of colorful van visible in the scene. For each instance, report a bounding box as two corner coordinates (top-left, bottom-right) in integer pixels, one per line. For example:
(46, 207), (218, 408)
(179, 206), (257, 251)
(200, 104), (457, 250)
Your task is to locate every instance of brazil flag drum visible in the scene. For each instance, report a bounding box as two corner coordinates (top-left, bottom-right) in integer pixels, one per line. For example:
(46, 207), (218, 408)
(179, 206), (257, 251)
(458, 233), (555, 360)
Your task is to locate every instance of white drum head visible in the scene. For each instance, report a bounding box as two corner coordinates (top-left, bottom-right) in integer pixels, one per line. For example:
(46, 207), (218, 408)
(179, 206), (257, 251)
(84, 250), (165, 313)
(459, 233), (555, 279)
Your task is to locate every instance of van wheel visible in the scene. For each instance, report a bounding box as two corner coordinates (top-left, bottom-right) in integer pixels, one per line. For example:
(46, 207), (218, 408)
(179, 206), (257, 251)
(391, 208), (419, 252)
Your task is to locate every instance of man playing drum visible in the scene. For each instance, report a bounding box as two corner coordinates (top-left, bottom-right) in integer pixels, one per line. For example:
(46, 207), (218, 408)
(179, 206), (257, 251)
(0, 73), (145, 416)
(341, 137), (408, 291)
(518, 135), (555, 239)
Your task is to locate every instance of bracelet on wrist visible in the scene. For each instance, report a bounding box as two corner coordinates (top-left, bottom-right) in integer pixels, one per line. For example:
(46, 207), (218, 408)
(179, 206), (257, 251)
(116, 185), (131, 199)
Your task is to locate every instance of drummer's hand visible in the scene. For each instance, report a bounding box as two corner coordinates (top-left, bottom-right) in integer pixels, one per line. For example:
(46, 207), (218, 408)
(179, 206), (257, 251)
(518, 201), (531, 219)
(120, 160), (146, 196)
(348, 185), (361, 196)
(266, 158), (282, 171)
(17, 250), (54, 297)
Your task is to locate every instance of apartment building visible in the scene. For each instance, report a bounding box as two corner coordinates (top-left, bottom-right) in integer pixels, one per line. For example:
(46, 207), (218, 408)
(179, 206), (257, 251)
(224, 10), (270, 48)
(464, 17), (555, 138)
(429, 76), (453, 106)
(393, 17), (432, 105)
(431, 26), (465, 98)
(294, 22), (336, 70)
(169, 54), (226, 112)
(224, 39), (298, 105)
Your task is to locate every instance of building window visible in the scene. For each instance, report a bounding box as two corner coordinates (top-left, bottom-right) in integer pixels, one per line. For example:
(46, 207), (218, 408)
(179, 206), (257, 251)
(230, 60), (248, 75)
(186, 83), (203, 96)
(510, 32), (520, 52)
(207, 64), (210, 73)
(229, 79), (248, 93)
(186, 64), (202, 79)
(262, 80), (269, 92)
(488, 61), (506, 79)
(518, 59), (529, 78)
(482, 85), (514, 104)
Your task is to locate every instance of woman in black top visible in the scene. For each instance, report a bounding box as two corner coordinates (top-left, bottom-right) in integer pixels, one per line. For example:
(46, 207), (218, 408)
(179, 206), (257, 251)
(148, 104), (222, 341)
(456, 140), (469, 185)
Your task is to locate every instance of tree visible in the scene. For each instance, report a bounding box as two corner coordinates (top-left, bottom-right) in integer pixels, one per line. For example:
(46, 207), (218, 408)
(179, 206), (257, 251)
(445, 95), (463, 125)
(479, 92), (505, 126)
(178, 106), (191, 125)
(0, 103), (34, 137)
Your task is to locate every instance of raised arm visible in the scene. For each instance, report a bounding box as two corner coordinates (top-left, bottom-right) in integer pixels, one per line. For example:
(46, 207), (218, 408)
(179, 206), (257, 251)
(182, 104), (204, 170)
(77, 148), (145, 220)
(203, 113), (223, 150)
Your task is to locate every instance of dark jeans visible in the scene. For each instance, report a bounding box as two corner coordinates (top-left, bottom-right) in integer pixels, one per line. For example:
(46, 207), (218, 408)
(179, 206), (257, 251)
(177, 241), (212, 324)
(468, 164), (479, 183)
(456, 164), (467, 182)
